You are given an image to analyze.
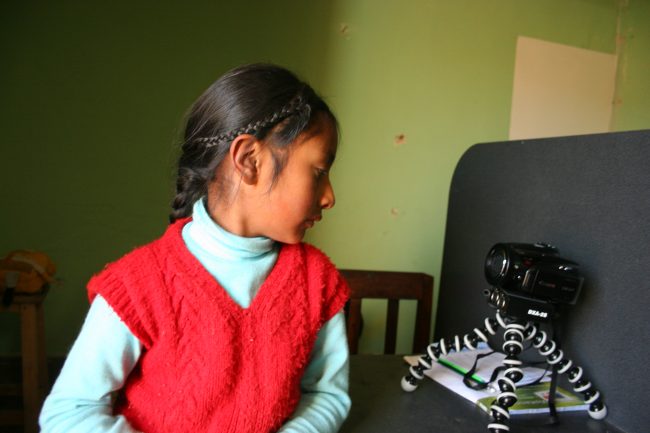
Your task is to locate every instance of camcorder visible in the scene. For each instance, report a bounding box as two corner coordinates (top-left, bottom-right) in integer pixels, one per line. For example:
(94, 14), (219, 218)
(483, 243), (584, 321)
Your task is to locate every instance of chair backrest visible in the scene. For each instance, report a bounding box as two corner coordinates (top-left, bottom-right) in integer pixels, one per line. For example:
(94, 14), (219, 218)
(339, 269), (433, 355)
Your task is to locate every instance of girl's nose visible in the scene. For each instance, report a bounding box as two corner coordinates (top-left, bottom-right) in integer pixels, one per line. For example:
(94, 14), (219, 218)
(320, 179), (335, 209)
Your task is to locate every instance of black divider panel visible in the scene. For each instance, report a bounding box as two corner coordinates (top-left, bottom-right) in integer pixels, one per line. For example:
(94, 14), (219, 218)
(435, 129), (650, 433)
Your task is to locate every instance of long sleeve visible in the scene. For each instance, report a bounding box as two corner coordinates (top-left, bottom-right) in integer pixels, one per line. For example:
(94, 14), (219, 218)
(279, 311), (351, 433)
(39, 295), (142, 433)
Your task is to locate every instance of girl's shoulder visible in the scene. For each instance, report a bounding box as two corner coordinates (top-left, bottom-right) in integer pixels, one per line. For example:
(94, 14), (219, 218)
(282, 242), (336, 267)
(279, 243), (345, 292)
(284, 243), (349, 319)
(90, 220), (188, 286)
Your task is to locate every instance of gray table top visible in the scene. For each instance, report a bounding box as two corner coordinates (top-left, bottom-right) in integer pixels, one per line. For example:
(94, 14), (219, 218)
(340, 355), (625, 433)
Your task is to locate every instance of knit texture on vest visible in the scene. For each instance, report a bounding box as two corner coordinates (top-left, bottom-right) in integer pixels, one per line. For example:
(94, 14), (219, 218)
(87, 219), (349, 433)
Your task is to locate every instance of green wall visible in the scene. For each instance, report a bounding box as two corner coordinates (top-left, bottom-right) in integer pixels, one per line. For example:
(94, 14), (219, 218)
(611, 0), (650, 131)
(1, 1), (648, 356)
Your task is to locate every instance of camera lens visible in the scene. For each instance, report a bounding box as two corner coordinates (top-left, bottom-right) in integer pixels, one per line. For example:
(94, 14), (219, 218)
(485, 245), (508, 285)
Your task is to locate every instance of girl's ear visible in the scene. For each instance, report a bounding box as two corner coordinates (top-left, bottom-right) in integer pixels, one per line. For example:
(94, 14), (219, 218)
(229, 134), (261, 185)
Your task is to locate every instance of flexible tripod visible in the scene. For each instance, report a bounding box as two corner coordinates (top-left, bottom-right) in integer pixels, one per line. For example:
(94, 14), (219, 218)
(401, 311), (607, 433)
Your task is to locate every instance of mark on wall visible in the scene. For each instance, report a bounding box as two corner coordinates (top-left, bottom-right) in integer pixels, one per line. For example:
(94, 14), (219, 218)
(390, 207), (400, 218)
(393, 133), (407, 147)
(339, 23), (351, 39)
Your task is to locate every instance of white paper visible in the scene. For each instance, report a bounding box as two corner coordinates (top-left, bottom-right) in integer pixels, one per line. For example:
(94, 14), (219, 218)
(404, 344), (550, 404)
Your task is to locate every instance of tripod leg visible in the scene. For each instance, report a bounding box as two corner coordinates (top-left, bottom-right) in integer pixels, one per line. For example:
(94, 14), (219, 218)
(401, 314), (502, 392)
(486, 321), (526, 432)
(525, 326), (608, 420)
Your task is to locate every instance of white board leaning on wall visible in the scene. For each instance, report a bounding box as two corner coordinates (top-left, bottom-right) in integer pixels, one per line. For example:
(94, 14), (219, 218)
(509, 36), (617, 140)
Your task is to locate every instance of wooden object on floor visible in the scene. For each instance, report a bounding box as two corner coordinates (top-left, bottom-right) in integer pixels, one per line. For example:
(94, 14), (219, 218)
(0, 288), (48, 433)
(339, 269), (433, 355)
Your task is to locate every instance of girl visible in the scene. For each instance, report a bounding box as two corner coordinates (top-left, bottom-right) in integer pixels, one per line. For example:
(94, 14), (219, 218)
(40, 63), (351, 433)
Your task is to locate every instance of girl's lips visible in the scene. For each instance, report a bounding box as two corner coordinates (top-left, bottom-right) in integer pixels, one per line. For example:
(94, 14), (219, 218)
(305, 216), (322, 228)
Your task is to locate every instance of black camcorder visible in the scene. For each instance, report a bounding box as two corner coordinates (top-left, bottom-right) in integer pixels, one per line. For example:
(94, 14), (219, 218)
(484, 243), (584, 320)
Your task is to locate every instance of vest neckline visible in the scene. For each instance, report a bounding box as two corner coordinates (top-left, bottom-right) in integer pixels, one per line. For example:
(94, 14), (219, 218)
(165, 218), (296, 315)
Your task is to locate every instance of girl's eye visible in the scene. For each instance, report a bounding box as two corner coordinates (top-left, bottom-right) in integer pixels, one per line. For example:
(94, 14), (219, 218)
(315, 168), (328, 179)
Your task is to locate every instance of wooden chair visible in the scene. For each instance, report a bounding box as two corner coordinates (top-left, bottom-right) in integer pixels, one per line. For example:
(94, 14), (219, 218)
(0, 288), (49, 433)
(339, 269), (434, 355)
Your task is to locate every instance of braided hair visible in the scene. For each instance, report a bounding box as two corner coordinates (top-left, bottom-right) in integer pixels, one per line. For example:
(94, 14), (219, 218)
(170, 63), (337, 222)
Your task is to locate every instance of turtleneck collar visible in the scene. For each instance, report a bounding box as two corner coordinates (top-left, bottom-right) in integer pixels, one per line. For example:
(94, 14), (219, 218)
(185, 198), (276, 261)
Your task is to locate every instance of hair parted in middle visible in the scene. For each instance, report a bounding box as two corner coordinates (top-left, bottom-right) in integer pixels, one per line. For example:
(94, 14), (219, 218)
(170, 63), (338, 222)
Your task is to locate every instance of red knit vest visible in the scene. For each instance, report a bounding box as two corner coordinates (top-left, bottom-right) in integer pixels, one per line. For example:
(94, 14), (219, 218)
(87, 219), (349, 433)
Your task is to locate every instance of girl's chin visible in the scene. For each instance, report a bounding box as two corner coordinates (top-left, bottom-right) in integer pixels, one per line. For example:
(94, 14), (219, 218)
(276, 230), (306, 245)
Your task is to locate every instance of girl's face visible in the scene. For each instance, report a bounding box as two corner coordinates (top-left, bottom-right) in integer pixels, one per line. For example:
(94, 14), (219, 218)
(254, 116), (337, 244)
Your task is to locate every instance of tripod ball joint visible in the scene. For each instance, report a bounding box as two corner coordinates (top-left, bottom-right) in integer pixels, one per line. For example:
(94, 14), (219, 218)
(502, 322), (525, 356)
(488, 381), (516, 433)
(567, 365), (608, 420)
(488, 423), (510, 433)
(488, 408), (511, 433)
(496, 375), (518, 407)
(401, 344), (440, 392)
(489, 404), (510, 423)
(400, 374), (419, 392)
(400, 352), (434, 392)
(588, 399), (608, 420)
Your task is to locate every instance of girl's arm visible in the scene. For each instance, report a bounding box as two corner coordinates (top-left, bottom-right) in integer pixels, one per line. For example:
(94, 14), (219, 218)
(278, 310), (351, 433)
(39, 295), (142, 433)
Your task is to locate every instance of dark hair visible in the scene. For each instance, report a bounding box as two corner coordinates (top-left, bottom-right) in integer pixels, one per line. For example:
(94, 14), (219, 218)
(170, 63), (337, 222)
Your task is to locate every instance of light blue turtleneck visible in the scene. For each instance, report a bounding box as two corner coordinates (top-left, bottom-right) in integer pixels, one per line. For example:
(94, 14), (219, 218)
(181, 198), (280, 308)
(39, 199), (350, 433)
